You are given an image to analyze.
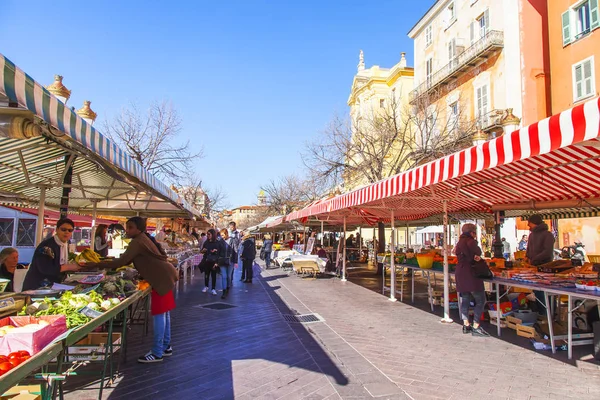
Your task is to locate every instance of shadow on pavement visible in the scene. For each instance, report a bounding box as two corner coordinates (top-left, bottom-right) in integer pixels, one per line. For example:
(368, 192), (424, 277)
(62, 265), (348, 399)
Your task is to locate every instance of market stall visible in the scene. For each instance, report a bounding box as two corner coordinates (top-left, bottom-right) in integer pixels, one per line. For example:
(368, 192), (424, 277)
(0, 53), (201, 396)
(285, 95), (600, 357)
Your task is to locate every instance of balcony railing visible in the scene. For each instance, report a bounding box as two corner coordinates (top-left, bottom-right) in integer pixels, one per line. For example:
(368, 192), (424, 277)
(409, 30), (504, 104)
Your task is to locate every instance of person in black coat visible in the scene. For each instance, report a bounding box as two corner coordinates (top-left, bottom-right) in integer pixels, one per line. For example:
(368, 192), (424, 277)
(22, 218), (81, 291)
(241, 235), (256, 283)
(200, 229), (224, 295)
(454, 223), (489, 337)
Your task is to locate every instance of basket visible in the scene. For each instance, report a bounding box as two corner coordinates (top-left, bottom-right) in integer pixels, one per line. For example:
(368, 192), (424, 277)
(588, 255), (600, 263)
(416, 254), (434, 269)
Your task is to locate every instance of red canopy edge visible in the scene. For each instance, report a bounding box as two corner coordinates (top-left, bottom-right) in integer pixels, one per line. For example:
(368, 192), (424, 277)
(286, 96), (600, 225)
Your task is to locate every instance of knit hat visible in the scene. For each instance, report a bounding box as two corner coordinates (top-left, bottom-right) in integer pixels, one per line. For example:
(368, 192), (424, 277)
(527, 214), (543, 225)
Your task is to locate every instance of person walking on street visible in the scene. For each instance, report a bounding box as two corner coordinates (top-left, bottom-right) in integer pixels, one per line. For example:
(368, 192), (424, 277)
(502, 238), (511, 261)
(518, 235), (528, 251)
(241, 234), (256, 283)
(455, 223), (489, 337)
(228, 222), (241, 285)
(238, 231), (246, 282)
(526, 215), (555, 266)
(219, 228), (237, 299)
(262, 234), (273, 269)
(200, 229), (223, 295)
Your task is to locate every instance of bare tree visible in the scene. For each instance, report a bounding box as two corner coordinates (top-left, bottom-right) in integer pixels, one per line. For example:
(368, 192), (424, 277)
(303, 89), (477, 189)
(175, 175), (209, 214)
(103, 100), (203, 182)
(203, 185), (230, 220)
(260, 174), (328, 216)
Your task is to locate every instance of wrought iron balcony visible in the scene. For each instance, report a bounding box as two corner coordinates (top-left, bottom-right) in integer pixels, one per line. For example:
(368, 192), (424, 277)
(409, 30), (504, 104)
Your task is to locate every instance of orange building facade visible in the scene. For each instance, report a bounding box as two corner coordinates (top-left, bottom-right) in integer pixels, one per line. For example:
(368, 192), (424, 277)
(548, 0), (600, 114)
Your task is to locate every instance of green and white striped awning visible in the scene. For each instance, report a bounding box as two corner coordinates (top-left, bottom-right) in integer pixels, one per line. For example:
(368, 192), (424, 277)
(0, 53), (201, 218)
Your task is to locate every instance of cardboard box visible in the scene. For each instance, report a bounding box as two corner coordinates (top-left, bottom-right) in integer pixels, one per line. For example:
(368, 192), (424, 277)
(1, 385), (42, 399)
(0, 315), (67, 355)
(65, 332), (121, 362)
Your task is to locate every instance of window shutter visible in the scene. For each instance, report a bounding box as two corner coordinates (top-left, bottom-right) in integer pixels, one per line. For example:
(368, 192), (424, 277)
(470, 22), (475, 43)
(575, 64), (583, 99)
(484, 9), (490, 32)
(591, 0), (599, 29)
(584, 60), (593, 95)
(482, 85), (488, 114)
(562, 10), (571, 46)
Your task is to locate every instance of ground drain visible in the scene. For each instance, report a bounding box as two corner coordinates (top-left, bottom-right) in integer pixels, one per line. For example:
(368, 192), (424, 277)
(281, 313), (324, 324)
(196, 302), (237, 310)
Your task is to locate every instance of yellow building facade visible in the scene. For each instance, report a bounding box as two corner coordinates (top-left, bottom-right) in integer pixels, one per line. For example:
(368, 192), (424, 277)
(345, 51), (415, 190)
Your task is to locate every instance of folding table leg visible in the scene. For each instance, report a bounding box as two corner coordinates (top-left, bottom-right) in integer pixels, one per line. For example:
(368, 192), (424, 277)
(495, 283), (501, 337)
(427, 271), (434, 312)
(544, 291), (556, 354)
(411, 269), (415, 303)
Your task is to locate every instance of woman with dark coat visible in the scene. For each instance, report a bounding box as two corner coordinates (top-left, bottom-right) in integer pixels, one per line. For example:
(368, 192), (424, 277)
(241, 234), (256, 283)
(200, 229), (224, 295)
(454, 223), (489, 337)
(22, 218), (81, 291)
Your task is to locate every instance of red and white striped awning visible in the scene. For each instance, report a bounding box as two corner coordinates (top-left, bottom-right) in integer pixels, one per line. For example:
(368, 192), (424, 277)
(286, 96), (600, 225)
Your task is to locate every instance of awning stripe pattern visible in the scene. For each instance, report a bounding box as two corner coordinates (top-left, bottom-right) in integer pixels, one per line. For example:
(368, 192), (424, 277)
(286, 96), (600, 224)
(0, 53), (192, 213)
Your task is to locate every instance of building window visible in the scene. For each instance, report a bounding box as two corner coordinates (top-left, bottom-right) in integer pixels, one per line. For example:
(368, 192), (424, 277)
(448, 38), (456, 64)
(0, 218), (14, 246)
(16, 219), (36, 247)
(379, 99), (385, 108)
(447, 2), (456, 27)
(448, 102), (459, 128)
(425, 25), (433, 47)
(572, 56), (596, 102)
(562, 0), (600, 46)
(426, 58), (433, 87)
(475, 84), (489, 124)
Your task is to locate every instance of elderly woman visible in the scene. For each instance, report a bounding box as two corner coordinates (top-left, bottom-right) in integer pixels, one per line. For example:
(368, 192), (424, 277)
(22, 218), (81, 291)
(454, 223), (489, 337)
(0, 248), (25, 292)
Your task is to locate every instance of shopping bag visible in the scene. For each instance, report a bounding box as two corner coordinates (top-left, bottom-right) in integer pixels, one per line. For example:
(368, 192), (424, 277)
(253, 261), (262, 276)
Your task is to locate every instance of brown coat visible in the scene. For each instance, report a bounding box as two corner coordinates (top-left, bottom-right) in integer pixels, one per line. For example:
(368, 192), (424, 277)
(454, 233), (485, 293)
(100, 233), (178, 296)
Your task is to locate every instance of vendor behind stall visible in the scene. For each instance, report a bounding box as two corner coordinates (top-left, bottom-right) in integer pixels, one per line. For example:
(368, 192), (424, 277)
(0, 248), (26, 292)
(22, 218), (81, 291)
(84, 216), (178, 363)
(525, 214), (555, 266)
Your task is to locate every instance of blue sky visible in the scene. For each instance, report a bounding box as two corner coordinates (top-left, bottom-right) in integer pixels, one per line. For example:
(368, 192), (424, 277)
(0, 0), (433, 208)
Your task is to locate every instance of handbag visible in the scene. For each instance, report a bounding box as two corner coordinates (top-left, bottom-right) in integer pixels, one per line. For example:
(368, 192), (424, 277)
(472, 258), (493, 279)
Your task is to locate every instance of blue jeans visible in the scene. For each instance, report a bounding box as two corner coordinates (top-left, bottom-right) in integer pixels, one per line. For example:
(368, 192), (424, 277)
(265, 251), (271, 268)
(220, 264), (233, 290)
(152, 311), (171, 357)
(459, 292), (486, 324)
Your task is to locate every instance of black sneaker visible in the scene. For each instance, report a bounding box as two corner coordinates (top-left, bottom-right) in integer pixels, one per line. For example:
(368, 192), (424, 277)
(163, 346), (173, 357)
(138, 352), (163, 363)
(462, 325), (472, 334)
(472, 326), (490, 337)
(221, 289), (228, 299)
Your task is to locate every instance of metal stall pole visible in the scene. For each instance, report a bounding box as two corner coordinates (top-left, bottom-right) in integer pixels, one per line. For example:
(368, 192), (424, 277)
(341, 216), (347, 282)
(359, 226), (362, 261)
(35, 187), (47, 246)
(390, 210), (397, 302)
(321, 220), (324, 245)
(441, 200), (453, 323)
(90, 201), (97, 251)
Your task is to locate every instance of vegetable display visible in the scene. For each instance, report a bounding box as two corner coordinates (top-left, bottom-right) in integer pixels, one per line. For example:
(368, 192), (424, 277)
(0, 351), (30, 375)
(19, 291), (121, 328)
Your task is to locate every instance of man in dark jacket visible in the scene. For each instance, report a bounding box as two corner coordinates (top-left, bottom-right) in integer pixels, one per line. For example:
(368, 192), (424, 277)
(241, 235), (257, 283)
(525, 215), (555, 266)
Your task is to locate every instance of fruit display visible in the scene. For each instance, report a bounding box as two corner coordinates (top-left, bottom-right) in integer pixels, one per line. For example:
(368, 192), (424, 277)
(0, 321), (49, 336)
(75, 249), (102, 264)
(575, 280), (600, 290)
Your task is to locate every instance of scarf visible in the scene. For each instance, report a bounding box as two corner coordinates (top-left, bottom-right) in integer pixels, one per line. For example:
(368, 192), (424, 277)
(54, 235), (69, 265)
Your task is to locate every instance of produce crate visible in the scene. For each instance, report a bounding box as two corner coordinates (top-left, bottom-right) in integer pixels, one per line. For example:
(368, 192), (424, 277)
(65, 332), (121, 362)
(506, 315), (522, 330)
(516, 324), (537, 339)
(0, 315), (67, 355)
(0, 384), (42, 400)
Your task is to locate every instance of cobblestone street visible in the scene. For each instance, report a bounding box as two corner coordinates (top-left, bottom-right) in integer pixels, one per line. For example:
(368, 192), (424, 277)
(64, 262), (600, 400)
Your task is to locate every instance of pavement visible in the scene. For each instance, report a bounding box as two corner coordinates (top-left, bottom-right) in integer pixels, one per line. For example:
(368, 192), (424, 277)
(62, 261), (600, 400)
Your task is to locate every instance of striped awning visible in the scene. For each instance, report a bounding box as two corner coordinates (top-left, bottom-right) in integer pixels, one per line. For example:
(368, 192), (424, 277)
(0, 53), (200, 218)
(522, 208), (600, 221)
(286, 96), (600, 225)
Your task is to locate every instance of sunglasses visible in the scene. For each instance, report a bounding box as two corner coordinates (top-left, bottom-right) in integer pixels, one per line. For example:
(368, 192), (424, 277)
(59, 227), (74, 233)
